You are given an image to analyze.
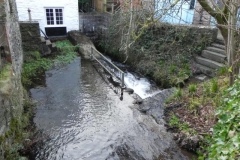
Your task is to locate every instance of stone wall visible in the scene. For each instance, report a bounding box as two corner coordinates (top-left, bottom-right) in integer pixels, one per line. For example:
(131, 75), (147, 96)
(192, 1), (211, 25)
(19, 22), (41, 52)
(0, 0), (23, 158)
(79, 12), (111, 33)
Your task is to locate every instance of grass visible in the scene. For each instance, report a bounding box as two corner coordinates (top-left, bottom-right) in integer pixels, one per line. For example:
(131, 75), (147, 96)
(188, 84), (197, 95)
(165, 75), (230, 156)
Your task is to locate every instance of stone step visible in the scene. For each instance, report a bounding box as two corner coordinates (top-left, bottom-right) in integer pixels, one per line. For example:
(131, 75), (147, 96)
(195, 56), (225, 69)
(50, 43), (57, 53)
(46, 39), (52, 46)
(215, 38), (225, 45)
(40, 36), (46, 43)
(195, 63), (215, 77)
(201, 50), (227, 63)
(41, 43), (51, 55)
(211, 43), (225, 50)
(206, 46), (226, 55)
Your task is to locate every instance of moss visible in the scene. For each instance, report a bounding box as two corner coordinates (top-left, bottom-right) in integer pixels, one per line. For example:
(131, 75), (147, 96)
(23, 51), (41, 62)
(0, 89), (35, 160)
(0, 64), (12, 95)
(0, 63), (11, 81)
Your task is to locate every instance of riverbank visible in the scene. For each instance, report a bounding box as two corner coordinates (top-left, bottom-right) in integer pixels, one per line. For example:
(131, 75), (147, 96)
(163, 74), (231, 156)
(0, 40), (80, 159)
(95, 22), (237, 158)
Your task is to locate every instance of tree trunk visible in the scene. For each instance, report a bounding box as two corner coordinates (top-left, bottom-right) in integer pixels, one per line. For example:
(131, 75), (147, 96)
(218, 27), (228, 45)
(227, 0), (238, 85)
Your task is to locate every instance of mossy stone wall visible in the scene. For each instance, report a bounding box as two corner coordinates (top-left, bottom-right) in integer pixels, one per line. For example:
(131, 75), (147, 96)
(0, 0), (24, 159)
(19, 22), (41, 52)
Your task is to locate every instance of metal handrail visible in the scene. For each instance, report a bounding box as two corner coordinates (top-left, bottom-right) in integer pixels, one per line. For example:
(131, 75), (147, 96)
(91, 47), (125, 89)
(40, 29), (49, 39)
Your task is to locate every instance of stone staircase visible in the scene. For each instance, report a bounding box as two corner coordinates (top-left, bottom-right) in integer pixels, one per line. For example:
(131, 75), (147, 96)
(40, 36), (57, 55)
(195, 41), (227, 77)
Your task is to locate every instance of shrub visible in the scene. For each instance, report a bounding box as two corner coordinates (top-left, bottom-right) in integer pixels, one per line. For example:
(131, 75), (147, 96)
(203, 76), (240, 159)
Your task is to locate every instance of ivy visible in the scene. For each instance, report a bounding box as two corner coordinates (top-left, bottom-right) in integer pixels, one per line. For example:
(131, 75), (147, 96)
(203, 76), (240, 159)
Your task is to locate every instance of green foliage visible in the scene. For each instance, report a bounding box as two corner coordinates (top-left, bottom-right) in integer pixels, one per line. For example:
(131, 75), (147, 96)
(169, 114), (180, 127)
(0, 91), (35, 160)
(203, 83), (211, 96)
(169, 64), (177, 73)
(211, 78), (219, 93)
(169, 114), (195, 134)
(204, 76), (240, 159)
(135, 24), (208, 87)
(218, 67), (228, 76)
(24, 51), (41, 62)
(174, 88), (182, 99)
(188, 84), (197, 94)
(55, 40), (79, 53)
(189, 98), (201, 111)
(0, 63), (11, 80)
(21, 57), (52, 88)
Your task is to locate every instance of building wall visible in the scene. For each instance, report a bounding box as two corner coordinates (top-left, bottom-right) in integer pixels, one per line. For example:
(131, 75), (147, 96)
(0, 0), (23, 142)
(156, 0), (195, 24)
(16, 0), (79, 35)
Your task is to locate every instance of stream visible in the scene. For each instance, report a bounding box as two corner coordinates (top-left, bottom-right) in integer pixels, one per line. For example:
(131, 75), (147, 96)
(30, 57), (188, 160)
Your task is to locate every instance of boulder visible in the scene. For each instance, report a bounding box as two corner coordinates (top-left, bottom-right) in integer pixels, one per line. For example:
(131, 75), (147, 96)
(68, 31), (100, 59)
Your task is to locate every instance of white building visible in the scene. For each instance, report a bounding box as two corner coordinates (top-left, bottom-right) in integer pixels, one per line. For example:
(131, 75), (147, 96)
(16, 0), (79, 36)
(155, 0), (196, 25)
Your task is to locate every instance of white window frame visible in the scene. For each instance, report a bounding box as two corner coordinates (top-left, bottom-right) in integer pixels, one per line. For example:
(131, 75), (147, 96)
(45, 7), (64, 27)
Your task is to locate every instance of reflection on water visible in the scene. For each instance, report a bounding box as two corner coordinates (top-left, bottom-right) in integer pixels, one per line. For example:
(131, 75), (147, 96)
(31, 57), (187, 160)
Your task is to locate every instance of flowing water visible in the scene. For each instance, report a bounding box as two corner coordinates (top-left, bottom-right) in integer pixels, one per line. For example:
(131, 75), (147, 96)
(30, 57), (187, 160)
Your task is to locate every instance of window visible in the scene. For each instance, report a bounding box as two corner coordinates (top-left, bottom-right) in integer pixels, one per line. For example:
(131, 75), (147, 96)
(189, 0), (195, 9)
(46, 8), (63, 25)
